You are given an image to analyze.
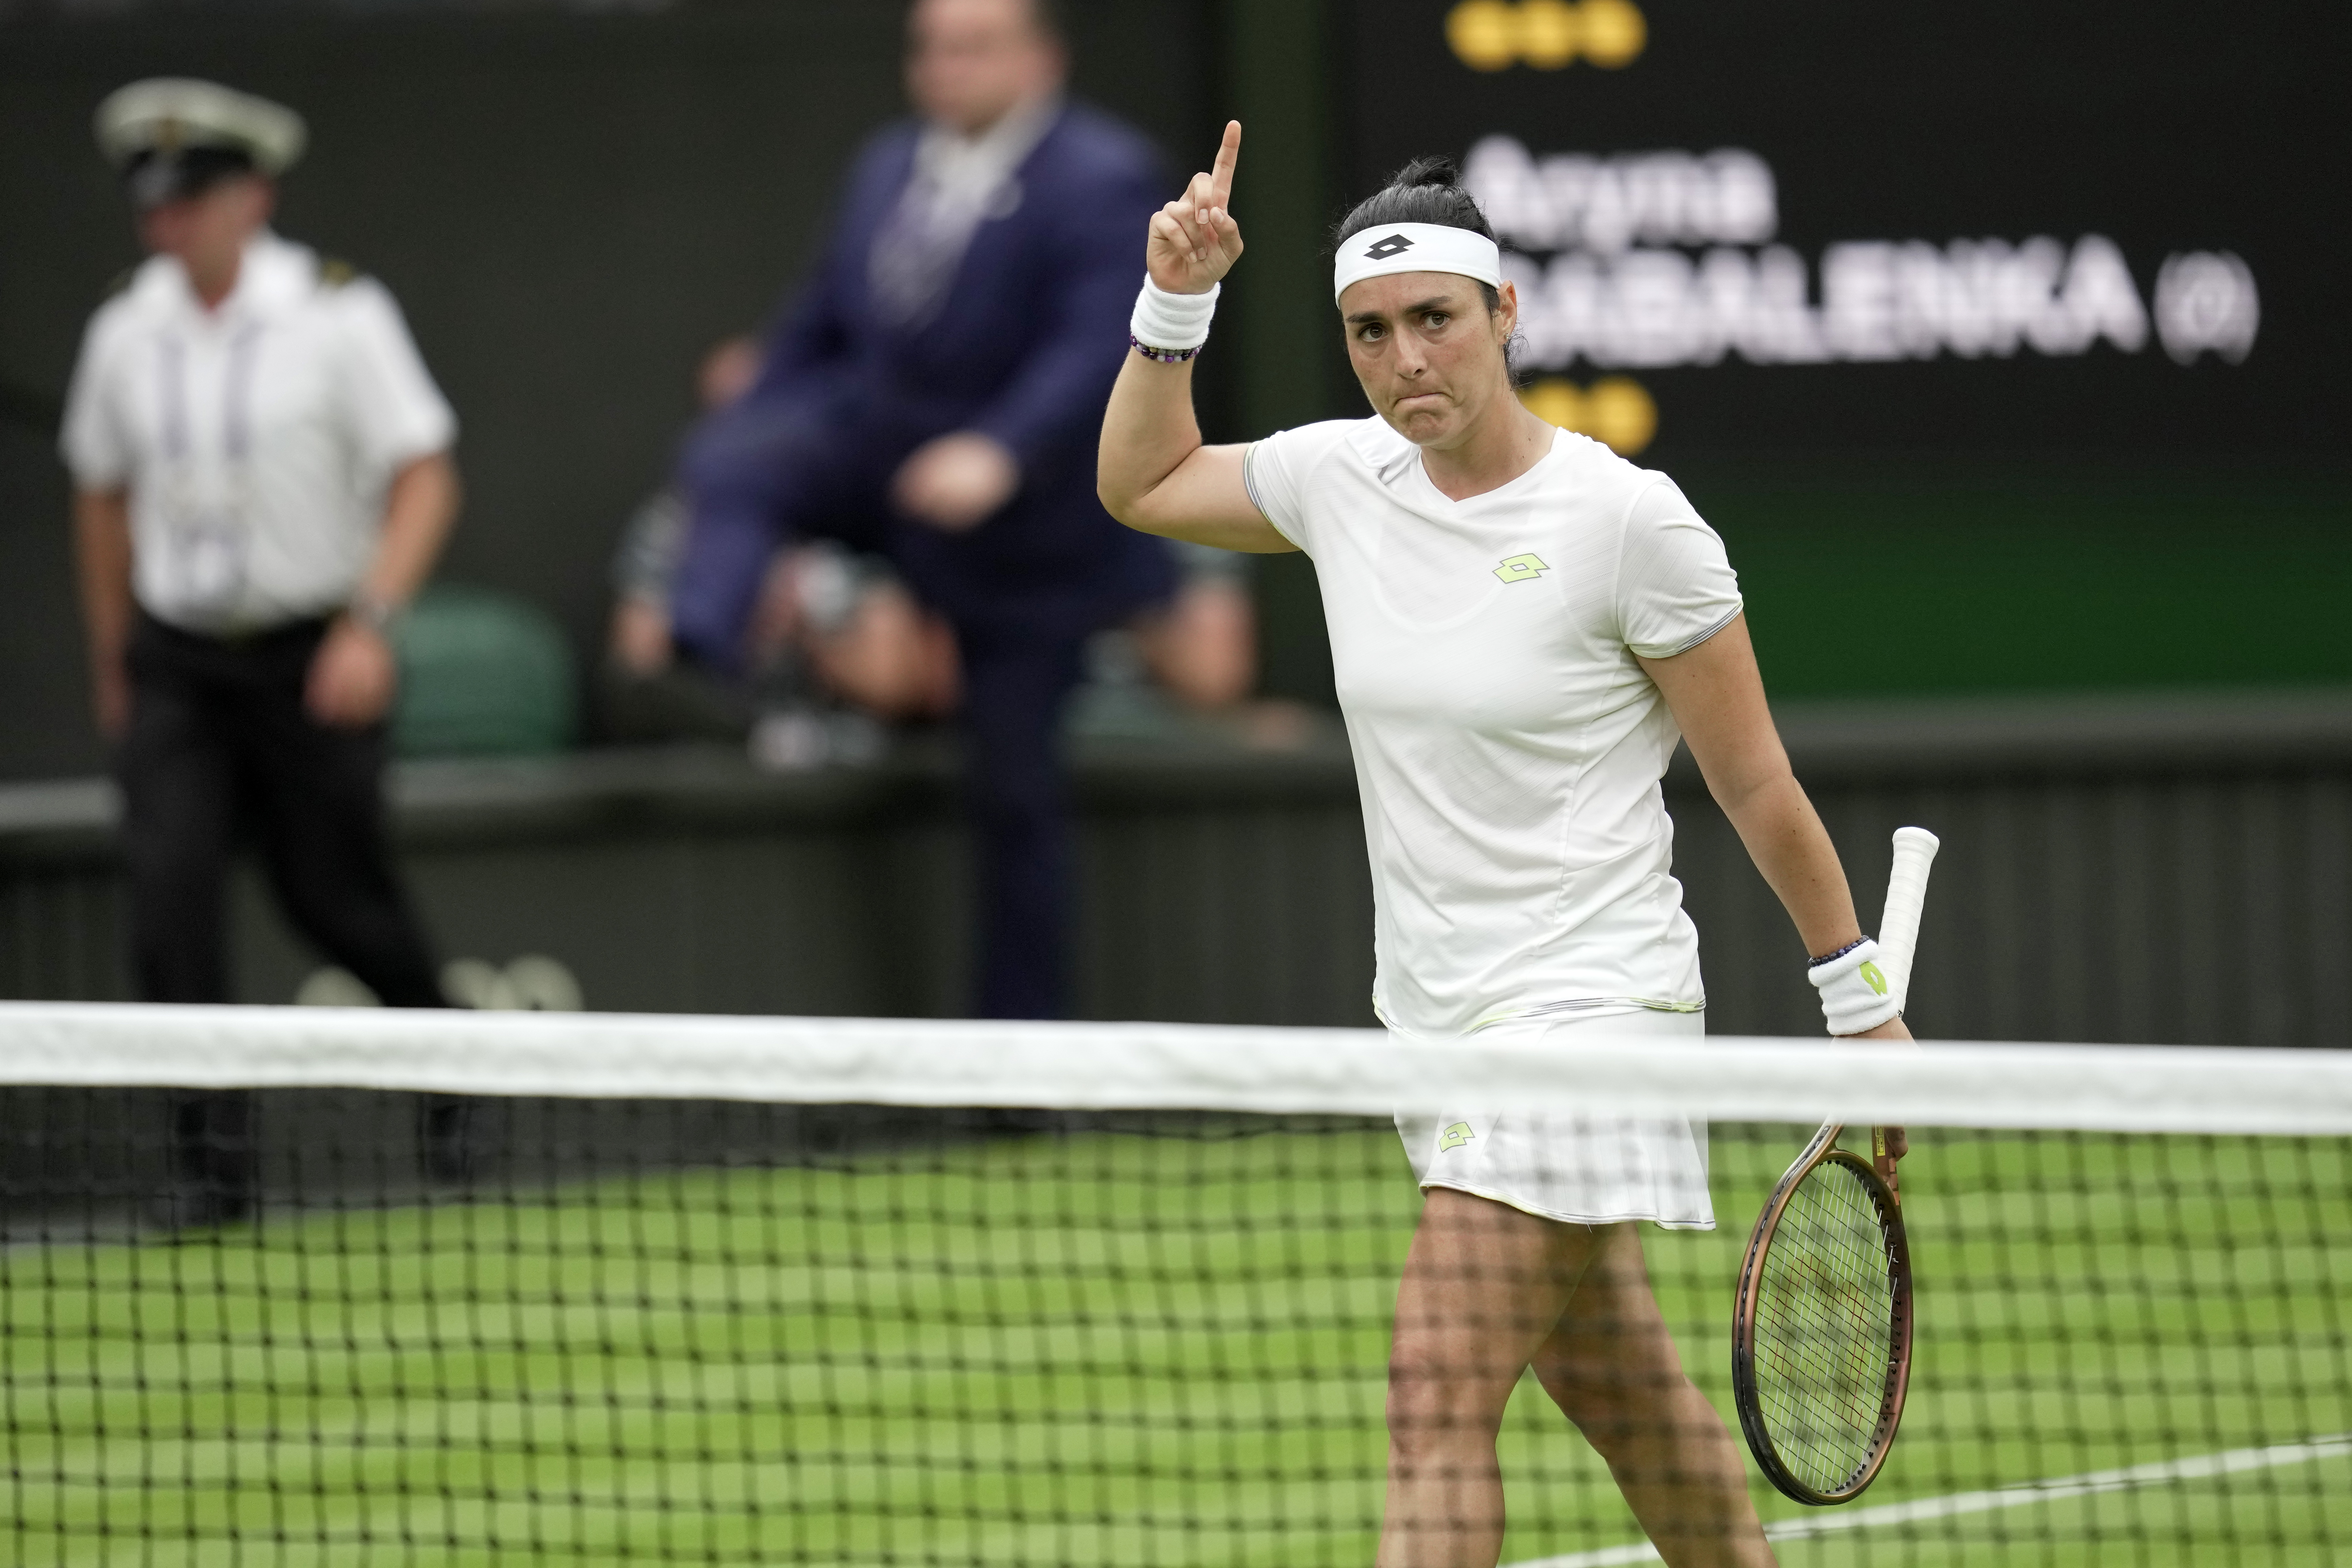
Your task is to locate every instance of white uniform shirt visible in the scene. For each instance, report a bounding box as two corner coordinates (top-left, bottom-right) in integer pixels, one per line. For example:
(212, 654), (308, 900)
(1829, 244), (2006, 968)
(1244, 418), (1743, 1040)
(60, 230), (456, 635)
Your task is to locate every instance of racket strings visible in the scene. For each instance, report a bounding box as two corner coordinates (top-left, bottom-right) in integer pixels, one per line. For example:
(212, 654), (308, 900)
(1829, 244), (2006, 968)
(1751, 1160), (1898, 1492)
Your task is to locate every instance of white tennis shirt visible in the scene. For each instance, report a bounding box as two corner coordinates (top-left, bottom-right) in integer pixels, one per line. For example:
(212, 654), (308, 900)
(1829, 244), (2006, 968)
(61, 230), (456, 635)
(1244, 418), (1743, 1040)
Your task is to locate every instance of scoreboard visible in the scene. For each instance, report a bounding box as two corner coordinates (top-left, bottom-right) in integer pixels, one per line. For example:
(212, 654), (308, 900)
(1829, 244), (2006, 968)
(1340, 0), (2347, 458)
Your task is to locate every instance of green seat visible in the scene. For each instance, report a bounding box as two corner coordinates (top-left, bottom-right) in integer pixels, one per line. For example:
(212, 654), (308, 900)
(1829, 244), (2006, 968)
(391, 584), (576, 758)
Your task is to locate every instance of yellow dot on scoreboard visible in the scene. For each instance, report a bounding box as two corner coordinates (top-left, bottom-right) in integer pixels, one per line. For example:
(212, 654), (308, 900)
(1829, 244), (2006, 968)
(1519, 378), (1588, 431)
(1578, 0), (1648, 67)
(1587, 377), (1657, 454)
(1517, 0), (1582, 68)
(1446, 0), (1522, 70)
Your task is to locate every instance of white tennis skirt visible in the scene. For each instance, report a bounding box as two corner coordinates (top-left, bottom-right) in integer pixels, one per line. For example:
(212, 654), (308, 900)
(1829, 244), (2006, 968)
(1395, 1007), (1715, 1231)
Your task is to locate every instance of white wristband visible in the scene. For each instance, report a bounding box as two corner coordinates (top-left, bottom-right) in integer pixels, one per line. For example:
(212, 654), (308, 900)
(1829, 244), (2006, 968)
(1130, 275), (1219, 352)
(1808, 937), (1902, 1035)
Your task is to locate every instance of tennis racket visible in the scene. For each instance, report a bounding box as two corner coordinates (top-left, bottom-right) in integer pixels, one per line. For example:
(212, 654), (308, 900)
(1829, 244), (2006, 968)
(1731, 825), (1939, 1505)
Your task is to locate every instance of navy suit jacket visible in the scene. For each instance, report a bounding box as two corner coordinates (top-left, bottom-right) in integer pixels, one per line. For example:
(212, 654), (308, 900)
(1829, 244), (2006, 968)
(673, 102), (1176, 654)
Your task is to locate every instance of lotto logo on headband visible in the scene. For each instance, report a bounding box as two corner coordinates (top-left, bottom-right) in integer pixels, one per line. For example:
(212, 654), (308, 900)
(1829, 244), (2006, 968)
(1332, 222), (1504, 301)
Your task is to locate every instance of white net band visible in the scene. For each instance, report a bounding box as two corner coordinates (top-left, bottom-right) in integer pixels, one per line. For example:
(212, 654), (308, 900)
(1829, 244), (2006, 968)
(4, 1001), (2348, 1134)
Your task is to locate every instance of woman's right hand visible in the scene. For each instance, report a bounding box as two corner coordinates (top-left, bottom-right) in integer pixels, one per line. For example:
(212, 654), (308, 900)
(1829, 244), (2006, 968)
(1847, 1016), (1913, 1161)
(1148, 120), (1245, 296)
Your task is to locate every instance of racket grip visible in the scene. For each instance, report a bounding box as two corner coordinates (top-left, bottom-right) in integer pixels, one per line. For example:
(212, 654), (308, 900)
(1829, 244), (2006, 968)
(1878, 826), (1940, 1009)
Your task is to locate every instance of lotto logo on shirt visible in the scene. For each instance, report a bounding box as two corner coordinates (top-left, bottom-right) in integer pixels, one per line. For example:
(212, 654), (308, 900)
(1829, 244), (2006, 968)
(1494, 553), (1550, 583)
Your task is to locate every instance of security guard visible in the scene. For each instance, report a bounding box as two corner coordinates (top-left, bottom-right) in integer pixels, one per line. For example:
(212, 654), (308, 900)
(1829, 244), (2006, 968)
(60, 79), (464, 1227)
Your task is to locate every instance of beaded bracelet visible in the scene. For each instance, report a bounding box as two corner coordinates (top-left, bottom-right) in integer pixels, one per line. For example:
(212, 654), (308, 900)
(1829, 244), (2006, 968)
(1809, 934), (1873, 968)
(1130, 334), (1203, 364)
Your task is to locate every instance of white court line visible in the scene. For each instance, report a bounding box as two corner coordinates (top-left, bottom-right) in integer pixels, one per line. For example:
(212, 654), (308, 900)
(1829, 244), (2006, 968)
(1507, 1432), (2352, 1567)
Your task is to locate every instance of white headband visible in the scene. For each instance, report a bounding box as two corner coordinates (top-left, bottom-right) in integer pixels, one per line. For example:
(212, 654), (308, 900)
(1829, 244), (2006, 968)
(1332, 222), (1503, 303)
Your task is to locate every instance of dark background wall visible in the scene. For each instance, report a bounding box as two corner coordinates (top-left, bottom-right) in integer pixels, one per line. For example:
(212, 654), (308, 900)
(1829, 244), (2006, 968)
(3, 0), (2350, 788)
(14, 694), (2352, 1046)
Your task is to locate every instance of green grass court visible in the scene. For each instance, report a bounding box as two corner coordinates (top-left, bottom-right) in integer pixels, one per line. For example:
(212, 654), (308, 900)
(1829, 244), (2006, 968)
(6, 1121), (2347, 1565)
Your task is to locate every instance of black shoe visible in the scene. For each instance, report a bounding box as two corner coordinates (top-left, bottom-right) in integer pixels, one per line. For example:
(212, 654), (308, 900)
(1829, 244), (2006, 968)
(147, 1182), (253, 1238)
(164, 1089), (255, 1234)
(420, 1096), (477, 1184)
(980, 1107), (1076, 1136)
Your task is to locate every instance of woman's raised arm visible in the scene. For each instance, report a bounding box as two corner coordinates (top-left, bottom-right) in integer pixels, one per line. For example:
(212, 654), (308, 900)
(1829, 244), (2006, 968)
(1097, 121), (1296, 553)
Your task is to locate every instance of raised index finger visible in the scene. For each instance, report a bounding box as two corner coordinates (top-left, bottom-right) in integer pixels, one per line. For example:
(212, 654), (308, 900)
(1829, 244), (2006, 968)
(1207, 120), (1241, 209)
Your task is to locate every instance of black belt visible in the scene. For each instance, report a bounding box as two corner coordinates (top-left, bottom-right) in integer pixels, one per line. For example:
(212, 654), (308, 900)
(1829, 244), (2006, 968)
(138, 610), (335, 652)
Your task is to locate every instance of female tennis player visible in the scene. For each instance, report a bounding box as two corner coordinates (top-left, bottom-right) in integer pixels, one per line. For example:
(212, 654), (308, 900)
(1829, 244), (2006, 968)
(1099, 124), (1910, 1567)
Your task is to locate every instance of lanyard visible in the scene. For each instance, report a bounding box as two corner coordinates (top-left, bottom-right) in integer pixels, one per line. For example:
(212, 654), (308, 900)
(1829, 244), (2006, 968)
(157, 322), (263, 468)
(153, 321), (264, 617)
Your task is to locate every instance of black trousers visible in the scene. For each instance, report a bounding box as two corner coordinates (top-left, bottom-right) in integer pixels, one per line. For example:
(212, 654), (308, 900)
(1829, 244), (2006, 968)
(958, 631), (1087, 1020)
(119, 614), (445, 1200)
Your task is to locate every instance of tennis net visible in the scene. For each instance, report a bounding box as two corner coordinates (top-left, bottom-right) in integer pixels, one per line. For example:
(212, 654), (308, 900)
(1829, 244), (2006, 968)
(2, 1002), (2347, 1566)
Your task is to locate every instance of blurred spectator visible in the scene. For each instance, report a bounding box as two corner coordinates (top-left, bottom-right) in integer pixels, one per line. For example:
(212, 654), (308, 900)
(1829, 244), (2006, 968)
(627, 0), (1251, 1019)
(604, 348), (1252, 745)
(608, 335), (764, 691)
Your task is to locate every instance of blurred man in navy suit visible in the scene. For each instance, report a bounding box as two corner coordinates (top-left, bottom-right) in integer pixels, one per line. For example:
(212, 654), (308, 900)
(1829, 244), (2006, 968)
(666, 0), (1179, 1018)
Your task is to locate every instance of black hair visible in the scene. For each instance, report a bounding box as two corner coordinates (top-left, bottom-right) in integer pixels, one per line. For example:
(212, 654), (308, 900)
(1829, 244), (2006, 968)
(906, 0), (1066, 44)
(1331, 155), (1503, 315)
(124, 145), (259, 212)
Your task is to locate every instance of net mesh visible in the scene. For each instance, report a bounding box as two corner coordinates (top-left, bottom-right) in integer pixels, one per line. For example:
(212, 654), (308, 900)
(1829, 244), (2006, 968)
(2, 1006), (2348, 1567)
